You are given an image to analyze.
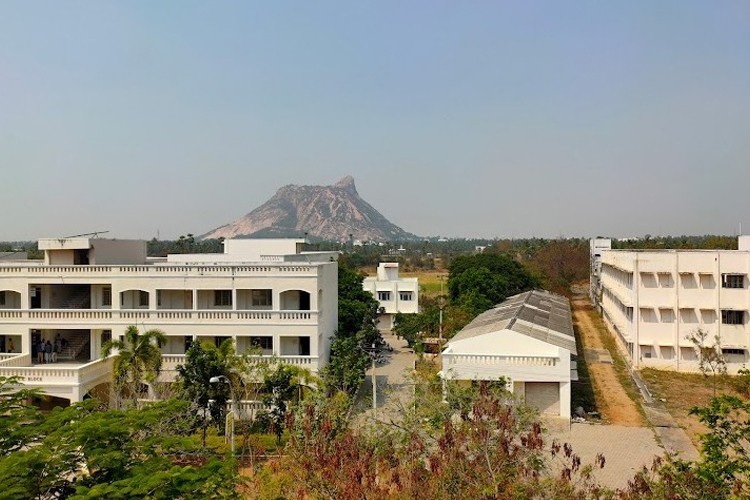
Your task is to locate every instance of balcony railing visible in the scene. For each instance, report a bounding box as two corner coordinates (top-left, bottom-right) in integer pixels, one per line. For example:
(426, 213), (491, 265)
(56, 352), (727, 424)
(444, 354), (558, 367)
(159, 354), (319, 374)
(0, 309), (318, 324)
(0, 355), (114, 386)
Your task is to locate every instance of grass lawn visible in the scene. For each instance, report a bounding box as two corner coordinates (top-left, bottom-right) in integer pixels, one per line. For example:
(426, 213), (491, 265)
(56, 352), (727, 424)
(640, 368), (745, 447)
(400, 270), (448, 298)
(359, 268), (448, 298)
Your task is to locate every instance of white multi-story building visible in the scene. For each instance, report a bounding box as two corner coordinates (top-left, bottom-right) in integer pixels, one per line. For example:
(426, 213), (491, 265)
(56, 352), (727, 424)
(362, 262), (419, 332)
(0, 237), (338, 403)
(590, 237), (612, 309)
(593, 235), (750, 373)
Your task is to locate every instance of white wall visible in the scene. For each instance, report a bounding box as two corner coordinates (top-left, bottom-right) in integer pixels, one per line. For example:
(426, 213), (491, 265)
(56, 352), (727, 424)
(598, 247), (750, 373)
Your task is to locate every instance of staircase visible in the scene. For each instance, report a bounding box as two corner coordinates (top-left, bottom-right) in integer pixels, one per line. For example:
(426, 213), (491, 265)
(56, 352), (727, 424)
(59, 335), (91, 361)
(62, 287), (91, 309)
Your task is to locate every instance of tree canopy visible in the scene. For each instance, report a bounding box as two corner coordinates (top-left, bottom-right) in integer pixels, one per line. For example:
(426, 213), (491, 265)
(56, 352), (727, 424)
(102, 326), (167, 406)
(0, 380), (237, 499)
(448, 253), (539, 312)
(322, 257), (382, 395)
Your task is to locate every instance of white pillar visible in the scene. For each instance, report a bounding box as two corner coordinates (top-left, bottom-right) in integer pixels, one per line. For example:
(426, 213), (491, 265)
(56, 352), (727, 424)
(559, 381), (571, 420)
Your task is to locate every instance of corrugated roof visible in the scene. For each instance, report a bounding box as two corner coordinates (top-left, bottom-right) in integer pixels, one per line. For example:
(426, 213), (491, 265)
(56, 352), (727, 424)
(447, 290), (576, 352)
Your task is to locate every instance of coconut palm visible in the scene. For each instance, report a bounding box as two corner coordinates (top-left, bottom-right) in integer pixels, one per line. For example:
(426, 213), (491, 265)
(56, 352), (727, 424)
(101, 325), (166, 406)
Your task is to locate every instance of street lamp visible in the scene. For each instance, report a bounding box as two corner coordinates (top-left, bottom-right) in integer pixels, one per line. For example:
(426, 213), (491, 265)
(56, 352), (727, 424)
(359, 343), (378, 419)
(209, 375), (237, 455)
(438, 275), (447, 347)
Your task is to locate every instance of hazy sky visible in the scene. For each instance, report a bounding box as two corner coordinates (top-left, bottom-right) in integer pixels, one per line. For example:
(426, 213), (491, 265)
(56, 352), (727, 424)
(1, 2), (749, 240)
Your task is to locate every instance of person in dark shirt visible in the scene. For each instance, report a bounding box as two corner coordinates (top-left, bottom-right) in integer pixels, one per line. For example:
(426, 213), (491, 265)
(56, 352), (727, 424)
(45, 341), (53, 363)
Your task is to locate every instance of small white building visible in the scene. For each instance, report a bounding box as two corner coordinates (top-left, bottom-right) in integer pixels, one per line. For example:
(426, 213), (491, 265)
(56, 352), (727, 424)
(441, 290), (577, 420)
(362, 262), (419, 332)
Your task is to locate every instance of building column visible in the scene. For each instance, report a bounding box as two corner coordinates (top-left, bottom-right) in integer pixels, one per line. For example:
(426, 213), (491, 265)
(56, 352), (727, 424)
(559, 381), (571, 420)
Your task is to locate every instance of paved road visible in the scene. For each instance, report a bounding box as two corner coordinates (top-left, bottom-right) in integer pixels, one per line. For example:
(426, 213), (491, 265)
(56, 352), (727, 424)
(352, 331), (416, 427)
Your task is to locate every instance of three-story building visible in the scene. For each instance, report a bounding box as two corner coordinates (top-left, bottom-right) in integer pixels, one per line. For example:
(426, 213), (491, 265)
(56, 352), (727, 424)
(0, 237), (338, 403)
(593, 235), (750, 373)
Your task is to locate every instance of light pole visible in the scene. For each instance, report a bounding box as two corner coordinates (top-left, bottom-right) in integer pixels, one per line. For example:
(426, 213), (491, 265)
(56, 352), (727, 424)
(359, 343), (378, 419)
(209, 375), (237, 455)
(371, 342), (377, 420)
(438, 275), (446, 347)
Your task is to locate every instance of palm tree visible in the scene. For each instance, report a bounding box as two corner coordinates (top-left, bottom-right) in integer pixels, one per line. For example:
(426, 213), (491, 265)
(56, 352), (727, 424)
(102, 325), (166, 407)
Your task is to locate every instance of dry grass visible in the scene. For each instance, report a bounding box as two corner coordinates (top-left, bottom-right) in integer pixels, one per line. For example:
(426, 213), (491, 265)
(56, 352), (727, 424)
(640, 369), (744, 447)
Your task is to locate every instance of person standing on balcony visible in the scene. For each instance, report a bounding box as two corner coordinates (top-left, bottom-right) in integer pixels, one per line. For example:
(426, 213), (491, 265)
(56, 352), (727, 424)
(37, 339), (45, 363)
(45, 340), (52, 363)
(6, 338), (13, 353)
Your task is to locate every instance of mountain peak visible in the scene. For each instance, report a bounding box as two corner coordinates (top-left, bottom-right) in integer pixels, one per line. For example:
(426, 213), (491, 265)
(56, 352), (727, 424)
(201, 177), (419, 242)
(333, 175), (357, 195)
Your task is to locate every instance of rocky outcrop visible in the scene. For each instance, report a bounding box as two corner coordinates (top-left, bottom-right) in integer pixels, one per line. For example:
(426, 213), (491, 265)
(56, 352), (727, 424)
(202, 176), (419, 242)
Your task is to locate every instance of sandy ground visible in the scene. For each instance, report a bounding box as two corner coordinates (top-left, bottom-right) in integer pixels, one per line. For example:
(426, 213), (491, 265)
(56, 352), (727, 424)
(571, 294), (644, 427)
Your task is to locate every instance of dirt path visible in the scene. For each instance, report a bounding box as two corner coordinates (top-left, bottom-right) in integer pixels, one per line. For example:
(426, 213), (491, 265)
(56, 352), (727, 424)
(572, 294), (644, 427)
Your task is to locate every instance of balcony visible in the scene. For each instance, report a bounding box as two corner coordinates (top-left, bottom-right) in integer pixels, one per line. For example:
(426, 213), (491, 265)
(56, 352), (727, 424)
(0, 354), (114, 402)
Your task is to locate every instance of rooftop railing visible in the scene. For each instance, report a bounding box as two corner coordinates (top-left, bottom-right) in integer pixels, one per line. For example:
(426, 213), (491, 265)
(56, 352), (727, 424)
(0, 263), (320, 276)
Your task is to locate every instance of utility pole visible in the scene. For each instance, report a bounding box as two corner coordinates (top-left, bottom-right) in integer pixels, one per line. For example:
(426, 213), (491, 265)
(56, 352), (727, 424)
(371, 342), (377, 420)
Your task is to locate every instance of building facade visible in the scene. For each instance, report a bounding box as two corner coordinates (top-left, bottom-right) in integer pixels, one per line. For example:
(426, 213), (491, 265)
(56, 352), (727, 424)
(593, 236), (750, 373)
(362, 262), (419, 332)
(441, 290), (577, 420)
(0, 237), (338, 403)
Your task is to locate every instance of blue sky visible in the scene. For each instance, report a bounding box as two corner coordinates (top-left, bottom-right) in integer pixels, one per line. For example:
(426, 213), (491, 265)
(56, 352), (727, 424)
(1, 1), (749, 240)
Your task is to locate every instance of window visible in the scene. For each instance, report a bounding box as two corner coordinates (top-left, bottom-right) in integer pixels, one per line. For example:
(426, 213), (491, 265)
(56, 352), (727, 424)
(378, 291), (391, 301)
(250, 336), (273, 350)
(102, 287), (112, 307)
(102, 330), (112, 344)
(139, 290), (149, 307)
(659, 308), (674, 323)
(722, 348), (745, 356)
(251, 289), (272, 306)
(214, 290), (232, 306)
(0, 291), (5, 306)
(721, 310), (744, 325)
(399, 291), (413, 301)
(722, 274), (745, 289)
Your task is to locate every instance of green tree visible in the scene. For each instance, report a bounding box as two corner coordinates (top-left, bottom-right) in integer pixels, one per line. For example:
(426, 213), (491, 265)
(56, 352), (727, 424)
(176, 340), (232, 445)
(101, 325), (167, 407)
(323, 257), (382, 395)
(0, 376), (42, 457)
(448, 253), (538, 315)
(257, 364), (313, 444)
(0, 398), (238, 499)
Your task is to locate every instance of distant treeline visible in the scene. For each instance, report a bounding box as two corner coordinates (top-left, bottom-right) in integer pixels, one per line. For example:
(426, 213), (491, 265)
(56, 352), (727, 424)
(610, 234), (737, 250)
(146, 234), (223, 257)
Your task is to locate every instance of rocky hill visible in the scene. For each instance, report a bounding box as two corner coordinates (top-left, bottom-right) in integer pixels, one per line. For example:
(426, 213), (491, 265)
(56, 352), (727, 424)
(201, 176), (419, 242)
